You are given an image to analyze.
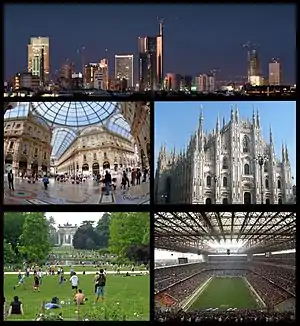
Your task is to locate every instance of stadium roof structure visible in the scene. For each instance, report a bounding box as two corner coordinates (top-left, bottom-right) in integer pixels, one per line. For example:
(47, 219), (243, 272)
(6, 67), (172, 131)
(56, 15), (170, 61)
(5, 102), (132, 159)
(154, 212), (296, 255)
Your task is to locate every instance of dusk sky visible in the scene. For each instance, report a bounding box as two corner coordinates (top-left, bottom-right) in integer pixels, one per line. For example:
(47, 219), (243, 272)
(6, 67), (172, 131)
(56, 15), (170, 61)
(4, 4), (295, 83)
(155, 101), (296, 180)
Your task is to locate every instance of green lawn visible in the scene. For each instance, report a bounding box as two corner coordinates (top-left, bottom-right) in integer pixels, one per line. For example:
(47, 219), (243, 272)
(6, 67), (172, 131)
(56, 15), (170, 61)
(4, 265), (147, 272)
(4, 274), (149, 321)
(190, 277), (259, 310)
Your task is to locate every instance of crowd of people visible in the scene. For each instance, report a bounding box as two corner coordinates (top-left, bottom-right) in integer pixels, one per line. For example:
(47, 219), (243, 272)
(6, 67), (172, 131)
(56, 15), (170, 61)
(4, 265), (108, 320)
(154, 261), (295, 311)
(154, 309), (295, 323)
(6, 167), (150, 195)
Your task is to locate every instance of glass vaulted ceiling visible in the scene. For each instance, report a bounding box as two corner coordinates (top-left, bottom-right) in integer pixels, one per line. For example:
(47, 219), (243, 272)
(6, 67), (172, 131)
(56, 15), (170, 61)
(5, 102), (133, 159)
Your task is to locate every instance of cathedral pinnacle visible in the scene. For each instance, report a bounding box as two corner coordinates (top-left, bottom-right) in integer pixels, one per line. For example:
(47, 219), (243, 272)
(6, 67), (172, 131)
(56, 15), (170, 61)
(282, 142), (285, 162)
(216, 112), (220, 132)
(256, 108), (260, 128)
(235, 105), (239, 122)
(285, 143), (289, 162)
(252, 108), (256, 126)
(223, 116), (225, 128)
(269, 126), (273, 144)
(231, 105), (234, 121)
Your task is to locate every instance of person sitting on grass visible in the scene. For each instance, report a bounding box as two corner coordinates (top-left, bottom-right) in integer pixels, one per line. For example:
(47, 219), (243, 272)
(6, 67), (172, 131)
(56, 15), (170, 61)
(7, 296), (24, 317)
(74, 289), (86, 305)
(44, 297), (61, 309)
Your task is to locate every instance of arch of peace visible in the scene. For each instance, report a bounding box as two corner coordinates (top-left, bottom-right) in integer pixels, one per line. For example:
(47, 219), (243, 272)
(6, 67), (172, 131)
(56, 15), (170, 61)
(4, 101), (150, 205)
(56, 222), (78, 246)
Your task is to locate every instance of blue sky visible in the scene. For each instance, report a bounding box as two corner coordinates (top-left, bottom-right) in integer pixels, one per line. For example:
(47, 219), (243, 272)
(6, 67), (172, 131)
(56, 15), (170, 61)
(154, 101), (296, 179)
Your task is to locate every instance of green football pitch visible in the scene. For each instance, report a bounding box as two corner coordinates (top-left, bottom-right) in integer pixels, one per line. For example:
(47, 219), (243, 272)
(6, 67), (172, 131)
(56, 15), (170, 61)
(189, 277), (259, 310)
(4, 274), (149, 321)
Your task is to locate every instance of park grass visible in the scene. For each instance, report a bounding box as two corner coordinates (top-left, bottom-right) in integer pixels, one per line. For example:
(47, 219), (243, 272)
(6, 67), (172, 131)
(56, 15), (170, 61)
(4, 265), (147, 272)
(189, 277), (259, 311)
(4, 273), (149, 321)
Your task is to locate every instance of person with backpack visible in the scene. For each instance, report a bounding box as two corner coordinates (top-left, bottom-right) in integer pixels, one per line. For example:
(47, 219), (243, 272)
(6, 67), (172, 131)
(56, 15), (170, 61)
(42, 174), (49, 190)
(95, 269), (106, 303)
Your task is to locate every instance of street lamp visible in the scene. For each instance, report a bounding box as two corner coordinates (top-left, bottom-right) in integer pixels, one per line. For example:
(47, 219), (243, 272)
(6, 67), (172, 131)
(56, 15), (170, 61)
(255, 154), (268, 204)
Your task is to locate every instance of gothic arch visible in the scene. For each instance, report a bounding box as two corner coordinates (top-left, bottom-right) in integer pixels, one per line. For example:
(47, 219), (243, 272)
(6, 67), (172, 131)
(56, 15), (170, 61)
(244, 163), (250, 175)
(277, 179), (281, 189)
(265, 178), (269, 189)
(222, 156), (228, 169)
(206, 175), (212, 187)
(223, 176), (228, 187)
(242, 135), (250, 153)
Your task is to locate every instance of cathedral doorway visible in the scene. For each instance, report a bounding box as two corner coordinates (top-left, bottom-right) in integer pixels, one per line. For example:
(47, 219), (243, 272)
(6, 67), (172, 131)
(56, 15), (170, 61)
(205, 198), (212, 205)
(266, 198), (270, 204)
(222, 198), (229, 204)
(244, 192), (251, 204)
(278, 198), (282, 204)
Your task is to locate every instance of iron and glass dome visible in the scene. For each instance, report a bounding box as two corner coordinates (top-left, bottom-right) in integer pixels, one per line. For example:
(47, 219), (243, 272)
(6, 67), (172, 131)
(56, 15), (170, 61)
(5, 102), (133, 159)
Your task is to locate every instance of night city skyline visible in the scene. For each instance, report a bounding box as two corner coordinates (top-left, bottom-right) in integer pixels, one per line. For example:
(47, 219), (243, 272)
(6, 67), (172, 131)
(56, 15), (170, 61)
(4, 4), (295, 84)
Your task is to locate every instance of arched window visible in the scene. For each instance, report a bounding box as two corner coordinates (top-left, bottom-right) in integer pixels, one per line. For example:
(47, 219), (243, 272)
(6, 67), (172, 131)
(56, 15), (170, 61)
(278, 179), (281, 189)
(222, 157), (228, 169)
(223, 177), (228, 187)
(206, 175), (211, 187)
(264, 161), (268, 172)
(266, 198), (270, 204)
(278, 198), (282, 204)
(243, 136), (250, 153)
(244, 163), (250, 175)
(222, 198), (229, 204)
(265, 179), (269, 189)
(205, 198), (212, 205)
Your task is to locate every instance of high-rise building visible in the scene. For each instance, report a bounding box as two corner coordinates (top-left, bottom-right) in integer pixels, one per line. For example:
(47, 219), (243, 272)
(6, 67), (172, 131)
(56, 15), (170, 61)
(194, 74), (215, 92)
(99, 59), (109, 90)
(156, 20), (164, 90)
(28, 37), (50, 84)
(247, 49), (262, 86)
(138, 20), (164, 91)
(84, 63), (98, 87)
(269, 58), (282, 85)
(138, 36), (157, 91)
(115, 55), (134, 88)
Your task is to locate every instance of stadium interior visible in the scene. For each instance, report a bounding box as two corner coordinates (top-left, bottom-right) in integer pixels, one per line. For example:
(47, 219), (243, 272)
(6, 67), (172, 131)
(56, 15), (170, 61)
(154, 212), (296, 323)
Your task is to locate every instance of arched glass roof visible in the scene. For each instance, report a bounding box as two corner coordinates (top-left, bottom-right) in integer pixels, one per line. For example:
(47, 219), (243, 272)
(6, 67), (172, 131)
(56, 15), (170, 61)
(5, 101), (134, 159)
(51, 128), (78, 159)
(31, 102), (117, 127)
(4, 102), (30, 119)
(106, 113), (132, 139)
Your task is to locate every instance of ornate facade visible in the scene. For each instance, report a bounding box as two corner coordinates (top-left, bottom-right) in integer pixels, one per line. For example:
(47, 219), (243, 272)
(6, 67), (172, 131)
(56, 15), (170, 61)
(155, 107), (295, 204)
(4, 101), (151, 177)
(4, 105), (52, 176)
(54, 126), (139, 175)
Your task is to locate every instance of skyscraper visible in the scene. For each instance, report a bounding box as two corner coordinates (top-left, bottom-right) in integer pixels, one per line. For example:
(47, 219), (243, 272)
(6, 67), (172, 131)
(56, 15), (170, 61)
(114, 55), (134, 88)
(28, 37), (50, 84)
(156, 20), (164, 90)
(247, 49), (263, 86)
(138, 20), (164, 91)
(138, 37), (157, 91)
(269, 58), (282, 85)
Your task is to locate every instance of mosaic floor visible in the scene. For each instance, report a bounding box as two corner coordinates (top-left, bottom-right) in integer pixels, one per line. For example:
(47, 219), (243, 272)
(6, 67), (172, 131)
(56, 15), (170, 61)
(4, 177), (150, 205)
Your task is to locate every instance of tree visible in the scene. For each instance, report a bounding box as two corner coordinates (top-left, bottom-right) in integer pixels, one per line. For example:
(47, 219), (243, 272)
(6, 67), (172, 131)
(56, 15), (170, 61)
(109, 212), (150, 256)
(18, 212), (52, 264)
(73, 222), (101, 250)
(95, 212), (111, 248)
(46, 216), (57, 246)
(4, 212), (26, 250)
(4, 239), (15, 264)
(125, 243), (150, 264)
